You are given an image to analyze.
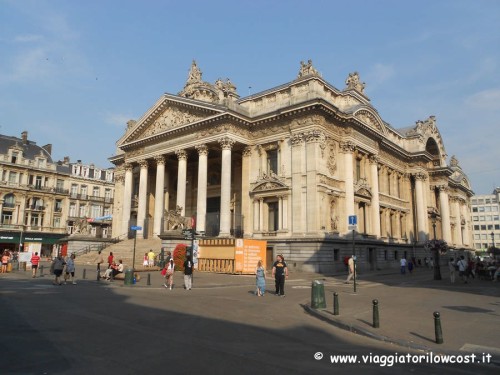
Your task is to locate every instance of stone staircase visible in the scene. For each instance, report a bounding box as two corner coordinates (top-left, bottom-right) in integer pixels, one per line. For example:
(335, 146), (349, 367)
(74, 237), (162, 269)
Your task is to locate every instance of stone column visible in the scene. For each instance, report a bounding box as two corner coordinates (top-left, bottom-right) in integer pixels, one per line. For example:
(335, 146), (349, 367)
(175, 150), (188, 216)
(438, 185), (452, 243)
(460, 199), (470, 246)
(341, 141), (356, 228)
(450, 196), (461, 246)
(137, 159), (149, 239)
(253, 199), (260, 231)
(121, 163), (133, 236)
(369, 155), (381, 237)
(305, 131), (324, 232)
(414, 173), (427, 242)
(241, 146), (252, 235)
(282, 196), (288, 229)
(291, 133), (304, 233)
(259, 198), (264, 231)
(278, 196), (283, 230)
(195, 145), (208, 233)
(219, 137), (234, 236)
(153, 156), (165, 237)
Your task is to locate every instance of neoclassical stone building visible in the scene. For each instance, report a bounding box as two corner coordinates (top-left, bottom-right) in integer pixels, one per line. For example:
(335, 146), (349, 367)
(110, 60), (473, 272)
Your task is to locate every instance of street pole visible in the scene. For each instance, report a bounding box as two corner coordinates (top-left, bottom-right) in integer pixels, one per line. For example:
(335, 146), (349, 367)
(353, 229), (357, 293)
(132, 229), (137, 271)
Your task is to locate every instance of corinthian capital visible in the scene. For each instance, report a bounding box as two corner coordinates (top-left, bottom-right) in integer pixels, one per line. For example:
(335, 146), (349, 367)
(368, 155), (380, 165)
(218, 136), (235, 150)
(290, 133), (304, 146)
(124, 163), (133, 172)
(413, 172), (427, 181)
(304, 130), (326, 143)
(339, 141), (356, 153)
(175, 149), (188, 161)
(138, 159), (149, 169)
(242, 146), (253, 157)
(195, 144), (209, 156)
(154, 155), (165, 166)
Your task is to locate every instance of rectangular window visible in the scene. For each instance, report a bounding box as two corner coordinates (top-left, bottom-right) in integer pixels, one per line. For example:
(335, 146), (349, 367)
(355, 158), (361, 180)
(488, 225), (493, 230)
(35, 176), (43, 188)
(267, 201), (279, 231)
(80, 185), (87, 199)
(333, 249), (339, 261)
(56, 179), (64, 190)
(1, 212), (12, 224)
(485, 206), (491, 212)
(55, 199), (63, 212)
(79, 205), (87, 217)
(474, 225), (480, 230)
(493, 215), (500, 221)
(69, 204), (76, 217)
(479, 216), (485, 221)
(471, 199), (478, 204)
(474, 234), (480, 240)
(478, 206), (485, 212)
(37, 158), (45, 168)
(93, 187), (100, 197)
(8, 171), (17, 184)
(473, 216), (479, 221)
(11, 151), (18, 164)
(481, 234), (487, 240)
(481, 225), (487, 230)
(53, 217), (61, 228)
(267, 149), (278, 175)
(491, 206), (498, 212)
(71, 184), (78, 198)
(486, 215), (492, 221)
(91, 205), (101, 218)
(472, 207), (478, 212)
(104, 189), (112, 202)
(485, 198), (491, 204)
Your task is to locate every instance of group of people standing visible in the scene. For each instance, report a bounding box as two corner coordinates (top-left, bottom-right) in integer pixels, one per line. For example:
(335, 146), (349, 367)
(161, 251), (194, 290)
(254, 254), (289, 297)
(49, 253), (77, 285)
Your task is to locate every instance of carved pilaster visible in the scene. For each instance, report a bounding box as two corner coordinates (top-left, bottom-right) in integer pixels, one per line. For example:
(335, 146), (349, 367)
(242, 146), (253, 157)
(218, 136), (235, 150)
(175, 149), (188, 161)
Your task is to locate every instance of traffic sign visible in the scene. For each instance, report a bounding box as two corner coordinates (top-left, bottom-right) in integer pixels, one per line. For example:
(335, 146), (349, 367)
(348, 215), (357, 225)
(182, 228), (195, 240)
(130, 226), (142, 231)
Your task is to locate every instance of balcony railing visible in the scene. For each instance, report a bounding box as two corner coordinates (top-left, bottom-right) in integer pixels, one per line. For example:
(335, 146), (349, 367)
(26, 205), (45, 211)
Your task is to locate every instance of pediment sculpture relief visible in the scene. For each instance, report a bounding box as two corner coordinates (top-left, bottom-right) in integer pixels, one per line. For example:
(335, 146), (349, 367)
(355, 110), (384, 133)
(141, 106), (206, 138)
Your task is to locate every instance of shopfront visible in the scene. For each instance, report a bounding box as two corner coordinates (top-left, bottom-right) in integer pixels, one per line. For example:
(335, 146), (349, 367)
(0, 231), (66, 258)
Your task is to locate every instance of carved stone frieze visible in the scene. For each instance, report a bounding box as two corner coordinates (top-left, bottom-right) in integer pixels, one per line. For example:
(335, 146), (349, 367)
(318, 174), (342, 189)
(290, 132), (305, 146)
(141, 106), (206, 138)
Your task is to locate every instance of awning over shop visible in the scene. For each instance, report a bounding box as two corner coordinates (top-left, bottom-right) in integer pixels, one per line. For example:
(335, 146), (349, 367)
(0, 231), (66, 245)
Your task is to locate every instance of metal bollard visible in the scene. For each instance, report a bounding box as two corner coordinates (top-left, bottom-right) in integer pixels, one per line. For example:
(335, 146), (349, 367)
(333, 292), (339, 315)
(434, 311), (443, 344)
(82, 269), (86, 280)
(147, 273), (151, 286)
(373, 299), (380, 328)
(39, 265), (44, 277)
(96, 267), (100, 282)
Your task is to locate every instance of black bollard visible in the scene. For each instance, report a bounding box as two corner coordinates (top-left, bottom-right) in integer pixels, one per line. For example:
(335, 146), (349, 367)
(434, 311), (443, 344)
(82, 268), (86, 280)
(147, 273), (151, 286)
(39, 265), (44, 277)
(373, 299), (380, 328)
(333, 292), (339, 315)
(96, 267), (100, 282)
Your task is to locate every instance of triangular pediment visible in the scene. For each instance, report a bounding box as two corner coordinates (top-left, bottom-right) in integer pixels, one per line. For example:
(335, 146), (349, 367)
(353, 107), (386, 135)
(118, 95), (224, 147)
(251, 174), (289, 193)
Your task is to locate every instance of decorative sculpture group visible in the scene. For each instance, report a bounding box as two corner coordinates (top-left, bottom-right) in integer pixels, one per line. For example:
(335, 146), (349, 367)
(164, 205), (192, 230)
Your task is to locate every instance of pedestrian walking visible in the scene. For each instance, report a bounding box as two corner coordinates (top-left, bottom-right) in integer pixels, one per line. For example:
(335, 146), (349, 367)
(272, 254), (288, 297)
(147, 249), (155, 267)
(448, 257), (457, 283)
(255, 260), (266, 296)
(400, 257), (407, 274)
(64, 254), (77, 285)
(95, 251), (104, 279)
(50, 254), (65, 285)
(345, 256), (355, 284)
(143, 252), (148, 267)
(1, 250), (10, 273)
(164, 258), (175, 290)
(457, 256), (468, 283)
(30, 252), (41, 278)
(183, 255), (194, 290)
(407, 259), (414, 274)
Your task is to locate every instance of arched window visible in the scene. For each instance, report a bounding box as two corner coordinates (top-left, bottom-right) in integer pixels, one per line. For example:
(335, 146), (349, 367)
(3, 193), (15, 208)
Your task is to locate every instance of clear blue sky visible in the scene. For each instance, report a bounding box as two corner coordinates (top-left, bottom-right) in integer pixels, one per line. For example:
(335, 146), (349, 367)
(1, 0), (499, 194)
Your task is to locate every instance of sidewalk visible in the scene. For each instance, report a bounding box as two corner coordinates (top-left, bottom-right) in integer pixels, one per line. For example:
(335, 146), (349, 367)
(302, 267), (500, 362)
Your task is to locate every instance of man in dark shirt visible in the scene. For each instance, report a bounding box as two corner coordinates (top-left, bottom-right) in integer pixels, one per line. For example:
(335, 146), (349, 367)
(272, 254), (288, 296)
(183, 255), (194, 290)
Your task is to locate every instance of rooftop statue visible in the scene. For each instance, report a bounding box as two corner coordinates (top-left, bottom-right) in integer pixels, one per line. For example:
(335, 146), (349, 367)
(187, 60), (202, 84)
(297, 59), (321, 78)
(345, 72), (366, 93)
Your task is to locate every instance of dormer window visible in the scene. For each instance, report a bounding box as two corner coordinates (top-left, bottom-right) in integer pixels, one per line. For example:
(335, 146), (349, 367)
(11, 151), (18, 164)
(37, 158), (46, 168)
